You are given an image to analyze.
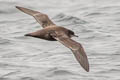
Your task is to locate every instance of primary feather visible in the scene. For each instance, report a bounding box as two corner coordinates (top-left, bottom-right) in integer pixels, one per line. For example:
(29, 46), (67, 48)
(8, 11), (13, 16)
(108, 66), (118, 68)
(16, 6), (55, 28)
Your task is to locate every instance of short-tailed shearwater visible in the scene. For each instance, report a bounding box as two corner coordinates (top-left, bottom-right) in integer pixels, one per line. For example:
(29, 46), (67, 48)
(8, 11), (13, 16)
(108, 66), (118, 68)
(16, 6), (89, 72)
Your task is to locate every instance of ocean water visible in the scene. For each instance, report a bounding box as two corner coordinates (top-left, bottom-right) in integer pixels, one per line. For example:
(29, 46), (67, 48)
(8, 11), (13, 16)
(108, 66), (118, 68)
(0, 0), (120, 80)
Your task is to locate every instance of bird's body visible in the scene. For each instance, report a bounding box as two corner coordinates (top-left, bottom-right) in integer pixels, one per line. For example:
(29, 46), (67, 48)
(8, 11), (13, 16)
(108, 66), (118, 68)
(16, 6), (90, 72)
(25, 26), (74, 41)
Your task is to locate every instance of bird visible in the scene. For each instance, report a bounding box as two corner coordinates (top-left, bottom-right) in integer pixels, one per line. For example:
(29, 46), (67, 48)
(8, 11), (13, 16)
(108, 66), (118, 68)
(16, 6), (89, 72)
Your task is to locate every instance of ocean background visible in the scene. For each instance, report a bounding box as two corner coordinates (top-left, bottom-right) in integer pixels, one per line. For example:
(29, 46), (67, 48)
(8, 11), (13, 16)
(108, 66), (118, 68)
(0, 0), (120, 80)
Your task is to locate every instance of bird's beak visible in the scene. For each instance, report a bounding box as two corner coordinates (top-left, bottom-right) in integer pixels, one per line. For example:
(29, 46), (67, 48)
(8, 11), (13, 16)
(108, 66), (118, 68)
(73, 34), (78, 37)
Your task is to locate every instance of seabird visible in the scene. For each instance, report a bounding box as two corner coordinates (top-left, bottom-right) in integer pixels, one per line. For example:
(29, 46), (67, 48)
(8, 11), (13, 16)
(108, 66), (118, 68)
(16, 6), (89, 72)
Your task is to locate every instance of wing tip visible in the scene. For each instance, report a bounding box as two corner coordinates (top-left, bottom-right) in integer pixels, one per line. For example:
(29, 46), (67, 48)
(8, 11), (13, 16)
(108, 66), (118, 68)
(15, 6), (36, 16)
(16, 6), (24, 12)
(15, 6), (21, 9)
(81, 63), (89, 72)
(84, 62), (90, 72)
(85, 67), (89, 72)
(82, 61), (89, 72)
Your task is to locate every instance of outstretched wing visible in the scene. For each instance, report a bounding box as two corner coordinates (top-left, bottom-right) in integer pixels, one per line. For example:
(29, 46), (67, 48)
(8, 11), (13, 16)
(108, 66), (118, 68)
(16, 6), (55, 28)
(52, 33), (89, 72)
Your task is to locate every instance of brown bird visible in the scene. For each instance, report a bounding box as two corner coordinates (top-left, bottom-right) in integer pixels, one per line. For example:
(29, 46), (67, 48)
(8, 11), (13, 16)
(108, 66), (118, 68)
(16, 6), (89, 72)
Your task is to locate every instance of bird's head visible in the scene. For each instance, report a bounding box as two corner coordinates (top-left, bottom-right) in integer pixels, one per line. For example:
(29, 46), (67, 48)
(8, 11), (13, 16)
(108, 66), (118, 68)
(68, 30), (78, 37)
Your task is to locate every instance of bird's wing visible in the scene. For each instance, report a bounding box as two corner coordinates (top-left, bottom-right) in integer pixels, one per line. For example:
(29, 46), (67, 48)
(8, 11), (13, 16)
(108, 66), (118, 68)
(52, 32), (89, 72)
(16, 6), (55, 28)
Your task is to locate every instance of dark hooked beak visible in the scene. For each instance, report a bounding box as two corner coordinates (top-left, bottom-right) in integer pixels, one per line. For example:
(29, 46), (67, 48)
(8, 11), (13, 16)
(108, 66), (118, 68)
(73, 34), (78, 37)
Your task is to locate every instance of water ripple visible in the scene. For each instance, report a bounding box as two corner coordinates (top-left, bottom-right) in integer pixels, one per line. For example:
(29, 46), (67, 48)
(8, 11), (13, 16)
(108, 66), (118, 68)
(53, 13), (88, 25)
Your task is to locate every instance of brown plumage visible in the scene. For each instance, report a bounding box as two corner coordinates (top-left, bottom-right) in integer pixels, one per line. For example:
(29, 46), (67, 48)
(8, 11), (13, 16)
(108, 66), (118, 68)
(16, 6), (89, 72)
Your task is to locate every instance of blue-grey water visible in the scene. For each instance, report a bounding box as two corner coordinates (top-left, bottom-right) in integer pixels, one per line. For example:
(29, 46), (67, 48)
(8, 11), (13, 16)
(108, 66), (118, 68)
(0, 0), (120, 80)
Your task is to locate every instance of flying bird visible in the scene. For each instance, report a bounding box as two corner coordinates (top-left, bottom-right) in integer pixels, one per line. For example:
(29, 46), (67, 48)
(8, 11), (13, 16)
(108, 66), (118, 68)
(16, 6), (89, 72)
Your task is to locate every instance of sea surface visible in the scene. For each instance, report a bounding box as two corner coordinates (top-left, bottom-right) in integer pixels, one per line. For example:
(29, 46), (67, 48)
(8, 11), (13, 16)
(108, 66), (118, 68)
(0, 0), (120, 80)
